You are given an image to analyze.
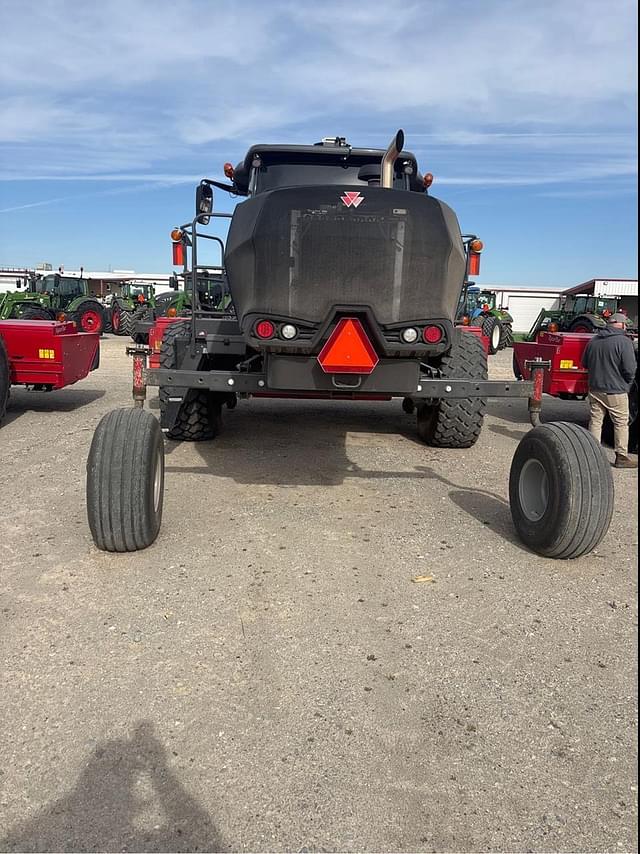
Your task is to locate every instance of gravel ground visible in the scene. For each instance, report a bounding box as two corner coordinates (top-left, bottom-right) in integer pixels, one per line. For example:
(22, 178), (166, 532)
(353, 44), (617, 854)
(0, 336), (637, 853)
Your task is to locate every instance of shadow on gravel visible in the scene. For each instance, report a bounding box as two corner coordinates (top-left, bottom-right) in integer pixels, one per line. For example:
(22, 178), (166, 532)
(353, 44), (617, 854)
(489, 423), (530, 443)
(163, 400), (529, 551)
(487, 397), (589, 427)
(3, 388), (105, 427)
(413, 465), (530, 552)
(165, 401), (412, 484)
(0, 721), (223, 853)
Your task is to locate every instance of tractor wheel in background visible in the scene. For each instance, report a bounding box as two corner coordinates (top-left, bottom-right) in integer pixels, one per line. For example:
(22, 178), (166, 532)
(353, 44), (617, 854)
(111, 305), (134, 336)
(502, 323), (514, 348)
(416, 329), (487, 448)
(131, 307), (150, 344)
(509, 422), (613, 559)
(513, 352), (523, 381)
(159, 319), (222, 441)
(0, 335), (10, 424)
(568, 317), (597, 334)
(481, 315), (502, 354)
(74, 300), (106, 334)
(86, 407), (165, 552)
(20, 306), (54, 321)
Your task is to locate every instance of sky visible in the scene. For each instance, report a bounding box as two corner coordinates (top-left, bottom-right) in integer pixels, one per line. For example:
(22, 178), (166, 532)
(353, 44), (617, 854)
(0, 0), (637, 287)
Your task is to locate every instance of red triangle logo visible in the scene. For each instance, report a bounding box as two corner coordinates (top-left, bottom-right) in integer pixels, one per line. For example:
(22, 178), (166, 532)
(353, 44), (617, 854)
(317, 318), (379, 374)
(341, 191), (364, 208)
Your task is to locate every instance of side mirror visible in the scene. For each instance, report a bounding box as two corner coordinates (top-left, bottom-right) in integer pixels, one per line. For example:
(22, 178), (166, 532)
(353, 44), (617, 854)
(169, 275), (179, 290)
(16, 279), (22, 289)
(196, 182), (213, 225)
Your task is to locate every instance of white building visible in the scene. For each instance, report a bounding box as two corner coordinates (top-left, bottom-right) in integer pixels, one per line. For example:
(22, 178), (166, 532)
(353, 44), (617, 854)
(484, 286), (562, 333)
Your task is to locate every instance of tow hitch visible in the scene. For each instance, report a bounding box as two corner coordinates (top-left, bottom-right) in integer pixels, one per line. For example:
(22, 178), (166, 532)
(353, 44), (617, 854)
(524, 357), (552, 426)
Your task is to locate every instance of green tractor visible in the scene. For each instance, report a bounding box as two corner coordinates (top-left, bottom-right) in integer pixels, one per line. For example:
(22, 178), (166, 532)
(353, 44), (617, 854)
(0, 279), (46, 320)
(132, 270), (232, 343)
(457, 286), (514, 354)
(524, 294), (635, 341)
(0, 272), (106, 333)
(110, 283), (156, 336)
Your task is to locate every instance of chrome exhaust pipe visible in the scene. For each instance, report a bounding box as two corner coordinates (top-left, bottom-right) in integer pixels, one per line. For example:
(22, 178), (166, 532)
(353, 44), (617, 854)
(380, 129), (404, 188)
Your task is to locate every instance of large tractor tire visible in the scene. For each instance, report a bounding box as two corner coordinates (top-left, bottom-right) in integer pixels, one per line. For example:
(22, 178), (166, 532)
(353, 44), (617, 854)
(502, 323), (514, 349)
(0, 335), (10, 424)
(86, 407), (165, 552)
(74, 300), (106, 334)
(481, 315), (502, 355)
(131, 307), (151, 344)
(512, 352), (523, 381)
(20, 306), (54, 321)
(509, 422), (613, 559)
(159, 320), (222, 441)
(568, 316), (598, 334)
(416, 329), (487, 448)
(111, 304), (135, 337)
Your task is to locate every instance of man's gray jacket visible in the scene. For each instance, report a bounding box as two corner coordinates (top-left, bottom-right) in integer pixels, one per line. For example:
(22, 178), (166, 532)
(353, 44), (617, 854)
(582, 326), (637, 394)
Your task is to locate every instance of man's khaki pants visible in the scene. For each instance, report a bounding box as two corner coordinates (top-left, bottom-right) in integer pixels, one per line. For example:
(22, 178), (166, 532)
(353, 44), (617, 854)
(588, 391), (629, 456)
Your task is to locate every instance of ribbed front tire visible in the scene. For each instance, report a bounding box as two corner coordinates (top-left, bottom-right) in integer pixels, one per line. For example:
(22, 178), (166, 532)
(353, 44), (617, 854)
(86, 408), (165, 552)
(509, 422), (614, 559)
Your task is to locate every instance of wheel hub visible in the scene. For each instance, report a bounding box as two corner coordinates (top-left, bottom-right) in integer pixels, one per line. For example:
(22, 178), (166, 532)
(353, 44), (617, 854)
(518, 458), (549, 522)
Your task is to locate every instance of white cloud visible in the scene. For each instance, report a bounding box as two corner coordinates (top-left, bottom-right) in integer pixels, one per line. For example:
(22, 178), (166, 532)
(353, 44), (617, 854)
(0, 0), (636, 188)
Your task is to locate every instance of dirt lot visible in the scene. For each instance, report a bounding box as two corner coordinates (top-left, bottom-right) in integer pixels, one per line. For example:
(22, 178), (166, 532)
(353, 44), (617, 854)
(0, 336), (637, 853)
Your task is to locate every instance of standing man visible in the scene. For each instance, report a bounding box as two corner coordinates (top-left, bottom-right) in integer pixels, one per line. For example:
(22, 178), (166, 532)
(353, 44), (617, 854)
(582, 312), (637, 468)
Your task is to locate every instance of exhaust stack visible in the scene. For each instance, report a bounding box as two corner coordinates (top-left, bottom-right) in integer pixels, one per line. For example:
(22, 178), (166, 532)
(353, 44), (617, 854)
(380, 129), (404, 189)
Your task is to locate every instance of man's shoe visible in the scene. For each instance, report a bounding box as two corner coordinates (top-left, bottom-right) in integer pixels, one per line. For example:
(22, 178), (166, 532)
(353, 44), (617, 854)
(613, 453), (638, 469)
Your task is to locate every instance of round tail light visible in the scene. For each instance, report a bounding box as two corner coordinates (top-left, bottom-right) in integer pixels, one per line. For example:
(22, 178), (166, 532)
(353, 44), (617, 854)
(280, 323), (298, 340)
(401, 327), (419, 344)
(423, 325), (443, 344)
(255, 319), (275, 339)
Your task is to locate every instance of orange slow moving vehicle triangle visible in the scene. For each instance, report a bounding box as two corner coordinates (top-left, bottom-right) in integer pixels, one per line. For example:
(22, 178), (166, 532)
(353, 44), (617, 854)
(317, 318), (379, 374)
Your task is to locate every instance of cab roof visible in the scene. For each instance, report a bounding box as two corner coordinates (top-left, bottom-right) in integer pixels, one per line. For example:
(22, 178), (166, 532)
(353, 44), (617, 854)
(232, 141), (422, 194)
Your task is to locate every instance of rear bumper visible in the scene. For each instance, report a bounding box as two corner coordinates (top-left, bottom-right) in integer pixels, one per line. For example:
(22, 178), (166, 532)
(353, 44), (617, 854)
(146, 359), (531, 400)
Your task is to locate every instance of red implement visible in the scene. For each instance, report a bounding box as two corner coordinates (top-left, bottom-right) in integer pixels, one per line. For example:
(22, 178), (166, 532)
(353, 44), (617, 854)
(0, 319), (99, 389)
(513, 331), (590, 397)
(149, 315), (181, 368)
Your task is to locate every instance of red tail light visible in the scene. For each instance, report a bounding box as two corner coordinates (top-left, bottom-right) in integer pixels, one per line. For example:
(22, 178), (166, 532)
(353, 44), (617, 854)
(423, 325), (443, 344)
(172, 241), (184, 267)
(468, 252), (481, 276)
(255, 319), (275, 339)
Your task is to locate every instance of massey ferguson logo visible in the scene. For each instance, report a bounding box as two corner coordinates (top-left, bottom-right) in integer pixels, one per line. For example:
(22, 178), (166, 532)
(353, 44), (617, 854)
(341, 191), (364, 208)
